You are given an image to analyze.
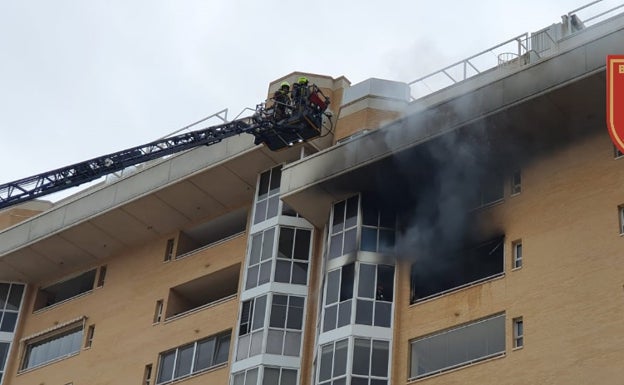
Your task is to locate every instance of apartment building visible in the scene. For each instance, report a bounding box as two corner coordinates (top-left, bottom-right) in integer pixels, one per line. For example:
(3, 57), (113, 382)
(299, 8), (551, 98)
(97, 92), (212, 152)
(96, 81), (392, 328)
(1, 4), (624, 385)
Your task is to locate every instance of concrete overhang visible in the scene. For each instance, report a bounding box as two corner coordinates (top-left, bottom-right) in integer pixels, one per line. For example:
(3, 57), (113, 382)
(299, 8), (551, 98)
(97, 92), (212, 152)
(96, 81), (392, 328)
(0, 134), (310, 282)
(280, 13), (624, 227)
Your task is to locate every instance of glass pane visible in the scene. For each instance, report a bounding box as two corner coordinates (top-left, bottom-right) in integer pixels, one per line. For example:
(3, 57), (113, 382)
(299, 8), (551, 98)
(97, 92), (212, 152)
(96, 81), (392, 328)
(245, 367), (259, 385)
(333, 378), (346, 385)
(0, 312), (17, 332)
(323, 305), (337, 332)
(157, 351), (175, 383)
(337, 300), (352, 328)
(0, 284), (8, 309)
(236, 335), (250, 361)
(249, 234), (263, 265)
(355, 300), (373, 326)
(258, 261), (272, 286)
(329, 234), (343, 258)
(371, 380), (387, 385)
(246, 265), (259, 290)
(266, 329), (284, 354)
(263, 368), (280, 385)
(377, 265), (394, 301)
(267, 196), (280, 219)
(269, 166), (281, 195)
(278, 227), (295, 259)
(333, 339), (348, 377)
(240, 301), (252, 335)
(194, 338), (216, 371)
(270, 295), (287, 328)
(233, 372), (245, 385)
(281, 369), (297, 385)
(174, 344), (194, 378)
(275, 260), (292, 283)
(319, 344), (334, 381)
(258, 171), (270, 199)
(261, 228), (275, 261)
(371, 340), (389, 377)
(340, 264), (354, 301)
(254, 200), (267, 224)
(0, 342), (8, 371)
(351, 377), (368, 385)
(332, 201), (345, 234)
(379, 230), (395, 253)
(374, 301), (392, 328)
(361, 227), (377, 252)
(294, 229), (311, 260)
(326, 270), (340, 304)
(343, 228), (357, 255)
(292, 262), (308, 285)
(358, 264), (376, 298)
(215, 334), (231, 364)
(345, 195), (359, 228)
(252, 296), (267, 330)
(284, 331), (301, 356)
(352, 338), (371, 375)
(249, 331), (263, 357)
(6, 284), (24, 311)
(287, 297), (304, 330)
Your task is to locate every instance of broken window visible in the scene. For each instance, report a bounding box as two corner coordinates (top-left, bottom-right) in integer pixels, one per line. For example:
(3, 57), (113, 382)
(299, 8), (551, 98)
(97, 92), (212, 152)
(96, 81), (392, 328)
(410, 313), (505, 380)
(165, 264), (239, 320)
(410, 236), (504, 303)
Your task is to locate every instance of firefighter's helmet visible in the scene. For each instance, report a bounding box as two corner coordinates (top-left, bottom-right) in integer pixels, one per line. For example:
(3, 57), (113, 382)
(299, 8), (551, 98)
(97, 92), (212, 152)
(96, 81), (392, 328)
(280, 81), (290, 90)
(298, 76), (308, 84)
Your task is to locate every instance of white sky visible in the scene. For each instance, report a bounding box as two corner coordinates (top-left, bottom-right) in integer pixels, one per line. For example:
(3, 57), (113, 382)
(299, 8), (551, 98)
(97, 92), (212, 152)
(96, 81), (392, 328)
(0, 0), (621, 194)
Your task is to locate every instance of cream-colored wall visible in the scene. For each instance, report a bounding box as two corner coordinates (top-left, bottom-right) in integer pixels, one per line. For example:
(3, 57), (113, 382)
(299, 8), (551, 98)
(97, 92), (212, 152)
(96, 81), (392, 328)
(5, 232), (247, 385)
(333, 108), (402, 143)
(393, 131), (624, 384)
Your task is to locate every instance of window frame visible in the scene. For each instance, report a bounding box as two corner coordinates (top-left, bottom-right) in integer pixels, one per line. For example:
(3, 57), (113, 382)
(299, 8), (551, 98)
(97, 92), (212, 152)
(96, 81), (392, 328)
(253, 166), (283, 225)
(512, 240), (523, 270)
(322, 264), (355, 332)
(274, 226), (312, 286)
(236, 295), (268, 361)
(245, 228), (276, 290)
(21, 322), (84, 371)
(513, 317), (524, 349)
(0, 282), (25, 333)
(510, 170), (522, 196)
(619, 205), (624, 235)
(266, 294), (305, 357)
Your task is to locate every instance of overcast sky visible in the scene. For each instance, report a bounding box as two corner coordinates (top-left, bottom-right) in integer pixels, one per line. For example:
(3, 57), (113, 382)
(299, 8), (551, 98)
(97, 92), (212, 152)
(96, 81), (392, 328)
(1, 0), (621, 198)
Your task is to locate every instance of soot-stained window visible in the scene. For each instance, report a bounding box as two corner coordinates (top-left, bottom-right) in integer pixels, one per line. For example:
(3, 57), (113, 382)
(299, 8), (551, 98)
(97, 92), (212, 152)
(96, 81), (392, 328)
(410, 236), (504, 303)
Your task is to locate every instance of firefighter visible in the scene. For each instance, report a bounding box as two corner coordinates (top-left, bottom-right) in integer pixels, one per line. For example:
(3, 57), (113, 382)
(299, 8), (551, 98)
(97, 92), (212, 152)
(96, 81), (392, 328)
(273, 81), (291, 120)
(291, 76), (310, 111)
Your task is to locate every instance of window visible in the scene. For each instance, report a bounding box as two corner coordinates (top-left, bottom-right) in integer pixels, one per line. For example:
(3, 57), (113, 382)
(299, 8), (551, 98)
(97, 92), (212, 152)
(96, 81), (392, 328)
(512, 240), (522, 269)
(156, 331), (230, 384)
(410, 236), (504, 303)
(1, 342), (9, 383)
(474, 174), (504, 208)
(0, 283), (24, 333)
(246, 228), (275, 290)
(233, 366), (297, 385)
(352, 338), (390, 385)
(143, 364), (153, 385)
(85, 324), (95, 348)
(165, 264), (239, 320)
(323, 264), (354, 332)
(513, 317), (524, 348)
(329, 196), (359, 259)
(96, 265), (107, 288)
(318, 339), (348, 385)
(275, 227), (311, 285)
(34, 269), (97, 310)
(22, 323), (84, 370)
(355, 264), (394, 328)
(254, 166), (282, 225)
(164, 239), (175, 262)
(511, 170), (522, 195)
(237, 296), (267, 361)
(619, 206), (624, 234)
(409, 313), (505, 380)
(153, 300), (164, 324)
(361, 195), (395, 254)
(267, 295), (304, 356)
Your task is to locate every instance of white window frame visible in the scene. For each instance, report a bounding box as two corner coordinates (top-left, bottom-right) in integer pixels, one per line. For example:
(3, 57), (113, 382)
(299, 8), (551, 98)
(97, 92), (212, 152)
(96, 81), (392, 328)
(513, 317), (524, 349)
(512, 240), (522, 270)
(511, 170), (522, 196)
(245, 228), (276, 290)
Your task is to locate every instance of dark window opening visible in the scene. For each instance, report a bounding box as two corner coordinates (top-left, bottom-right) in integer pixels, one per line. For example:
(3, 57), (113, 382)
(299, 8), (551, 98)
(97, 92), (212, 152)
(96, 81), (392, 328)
(410, 236), (504, 303)
(165, 264), (239, 320)
(323, 264), (355, 332)
(34, 269), (97, 310)
(175, 208), (247, 258)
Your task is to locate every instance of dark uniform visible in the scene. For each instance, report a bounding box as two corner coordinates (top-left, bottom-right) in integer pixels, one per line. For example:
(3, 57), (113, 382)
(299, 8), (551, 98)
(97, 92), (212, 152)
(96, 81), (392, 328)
(273, 82), (291, 121)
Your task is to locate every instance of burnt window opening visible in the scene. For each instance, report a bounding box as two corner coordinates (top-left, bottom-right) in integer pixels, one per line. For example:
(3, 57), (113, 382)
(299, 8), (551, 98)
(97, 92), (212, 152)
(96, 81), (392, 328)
(34, 269), (97, 310)
(511, 170), (522, 195)
(410, 236), (504, 303)
(165, 264), (239, 320)
(175, 208), (247, 258)
(474, 174), (504, 208)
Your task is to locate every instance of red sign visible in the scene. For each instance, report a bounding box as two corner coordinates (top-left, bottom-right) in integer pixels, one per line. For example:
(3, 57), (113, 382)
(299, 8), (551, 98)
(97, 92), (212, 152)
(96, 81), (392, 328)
(607, 55), (624, 154)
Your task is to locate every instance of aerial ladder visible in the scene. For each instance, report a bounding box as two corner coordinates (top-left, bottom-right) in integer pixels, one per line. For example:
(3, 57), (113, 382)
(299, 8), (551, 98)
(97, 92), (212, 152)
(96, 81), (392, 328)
(0, 84), (332, 210)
